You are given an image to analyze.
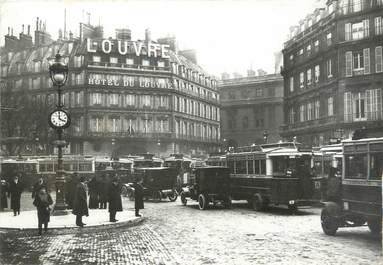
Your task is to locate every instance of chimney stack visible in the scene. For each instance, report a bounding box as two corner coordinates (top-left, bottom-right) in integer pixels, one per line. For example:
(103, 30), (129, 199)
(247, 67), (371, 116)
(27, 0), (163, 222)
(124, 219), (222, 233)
(7, 27), (10, 35)
(22, 24), (24, 34)
(36, 17), (39, 31)
(145, 28), (151, 42)
(28, 25), (30, 35)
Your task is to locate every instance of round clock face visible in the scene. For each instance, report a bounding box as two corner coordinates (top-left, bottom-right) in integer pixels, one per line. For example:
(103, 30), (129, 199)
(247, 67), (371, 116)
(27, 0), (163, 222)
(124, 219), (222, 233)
(49, 110), (70, 128)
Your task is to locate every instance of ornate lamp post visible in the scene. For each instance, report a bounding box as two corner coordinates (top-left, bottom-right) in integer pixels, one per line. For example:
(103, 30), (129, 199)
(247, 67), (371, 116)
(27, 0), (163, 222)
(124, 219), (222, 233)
(48, 53), (70, 213)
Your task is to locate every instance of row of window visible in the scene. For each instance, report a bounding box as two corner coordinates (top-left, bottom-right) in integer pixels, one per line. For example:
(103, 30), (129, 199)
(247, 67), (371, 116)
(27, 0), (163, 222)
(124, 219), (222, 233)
(288, 17), (382, 65)
(289, 46), (383, 92)
(341, 0), (382, 15)
(88, 116), (170, 134)
(287, 88), (382, 124)
(174, 119), (220, 141)
(345, 17), (382, 41)
(174, 96), (220, 121)
(346, 47), (383, 76)
(89, 93), (170, 109)
(344, 88), (382, 121)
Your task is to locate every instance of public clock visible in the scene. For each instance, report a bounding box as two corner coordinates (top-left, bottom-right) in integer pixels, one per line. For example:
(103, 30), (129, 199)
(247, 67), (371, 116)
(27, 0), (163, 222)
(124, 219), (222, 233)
(49, 110), (71, 129)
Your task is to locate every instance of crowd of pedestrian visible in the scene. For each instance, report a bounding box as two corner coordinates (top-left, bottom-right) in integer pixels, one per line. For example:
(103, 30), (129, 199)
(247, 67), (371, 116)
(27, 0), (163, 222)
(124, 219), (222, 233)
(0, 171), (145, 236)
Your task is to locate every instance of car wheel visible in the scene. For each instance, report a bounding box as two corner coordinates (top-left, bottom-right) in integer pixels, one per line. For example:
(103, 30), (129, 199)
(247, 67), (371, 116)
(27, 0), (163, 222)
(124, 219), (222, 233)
(180, 191), (187, 206)
(252, 193), (264, 211)
(168, 190), (178, 202)
(198, 193), (208, 210)
(321, 208), (339, 236)
(367, 219), (382, 235)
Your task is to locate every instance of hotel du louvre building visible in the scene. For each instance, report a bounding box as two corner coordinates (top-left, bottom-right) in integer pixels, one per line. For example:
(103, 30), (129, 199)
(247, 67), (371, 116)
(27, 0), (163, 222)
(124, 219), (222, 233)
(0, 19), (221, 157)
(281, 0), (383, 146)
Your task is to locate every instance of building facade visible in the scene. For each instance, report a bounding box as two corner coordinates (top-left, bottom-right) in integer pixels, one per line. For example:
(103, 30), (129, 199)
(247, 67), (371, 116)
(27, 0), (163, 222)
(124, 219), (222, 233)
(0, 20), (220, 158)
(219, 74), (284, 148)
(281, 0), (383, 146)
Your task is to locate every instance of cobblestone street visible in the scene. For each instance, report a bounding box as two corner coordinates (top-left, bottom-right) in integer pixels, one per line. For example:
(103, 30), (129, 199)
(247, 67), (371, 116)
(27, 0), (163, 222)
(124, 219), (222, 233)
(0, 196), (381, 265)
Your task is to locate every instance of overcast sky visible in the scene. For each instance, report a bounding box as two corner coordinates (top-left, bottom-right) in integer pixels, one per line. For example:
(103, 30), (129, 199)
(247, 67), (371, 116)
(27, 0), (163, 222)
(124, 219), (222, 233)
(0, 0), (324, 77)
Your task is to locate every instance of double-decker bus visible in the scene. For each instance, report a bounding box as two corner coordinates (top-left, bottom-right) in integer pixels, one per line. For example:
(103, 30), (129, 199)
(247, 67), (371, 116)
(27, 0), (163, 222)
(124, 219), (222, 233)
(321, 137), (382, 235)
(0, 157), (38, 190)
(227, 142), (320, 213)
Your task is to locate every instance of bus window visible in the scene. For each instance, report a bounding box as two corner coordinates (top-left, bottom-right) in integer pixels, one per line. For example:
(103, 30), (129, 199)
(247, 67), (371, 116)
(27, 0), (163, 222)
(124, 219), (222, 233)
(254, 160), (259, 174)
(260, 160), (266, 175)
(273, 157), (286, 175)
(236, 160), (246, 174)
(247, 160), (254, 174)
(370, 152), (383, 180)
(345, 154), (367, 179)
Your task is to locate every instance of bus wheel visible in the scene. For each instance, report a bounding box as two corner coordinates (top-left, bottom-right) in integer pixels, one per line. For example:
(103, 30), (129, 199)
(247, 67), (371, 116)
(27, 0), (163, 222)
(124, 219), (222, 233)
(198, 193), (208, 210)
(168, 190), (178, 202)
(367, 219), (382, 235)
(180, 191), (187, 206)
(321, 209), (339, 236)
(252, 194), (264, 211)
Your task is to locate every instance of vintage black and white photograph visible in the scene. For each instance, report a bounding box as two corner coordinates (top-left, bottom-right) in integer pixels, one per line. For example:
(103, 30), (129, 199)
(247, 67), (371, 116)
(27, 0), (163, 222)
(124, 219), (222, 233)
(0, 0), (382, 264)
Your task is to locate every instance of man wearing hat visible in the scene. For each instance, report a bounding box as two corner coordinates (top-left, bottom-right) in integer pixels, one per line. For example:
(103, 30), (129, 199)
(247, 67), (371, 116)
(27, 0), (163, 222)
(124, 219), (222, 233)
(72, 176), (88, 227)
(108, 174), (122, 222)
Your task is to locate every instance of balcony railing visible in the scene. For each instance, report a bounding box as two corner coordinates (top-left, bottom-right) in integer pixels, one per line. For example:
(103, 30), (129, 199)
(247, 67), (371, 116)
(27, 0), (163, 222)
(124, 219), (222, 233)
(344, 112), (383, 123)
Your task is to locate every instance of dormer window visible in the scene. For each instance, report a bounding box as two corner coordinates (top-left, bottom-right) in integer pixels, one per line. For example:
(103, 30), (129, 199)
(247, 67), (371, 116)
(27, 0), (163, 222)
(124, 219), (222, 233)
(158, 61), (165, 68)
(110, 57), (118, 64)
(126, 58), (134, 65)
(142, 59), (150, 66)
(93, 56), (101, 63)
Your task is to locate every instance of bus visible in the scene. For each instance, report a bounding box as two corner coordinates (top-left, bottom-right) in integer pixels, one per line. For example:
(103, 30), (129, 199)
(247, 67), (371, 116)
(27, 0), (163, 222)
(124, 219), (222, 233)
(0, 158), (38, 190)
(163, 154), (194, 192)
(321, 137), (382, 235)
(227, 142), (320, 213)
(125, 154), (163, 169)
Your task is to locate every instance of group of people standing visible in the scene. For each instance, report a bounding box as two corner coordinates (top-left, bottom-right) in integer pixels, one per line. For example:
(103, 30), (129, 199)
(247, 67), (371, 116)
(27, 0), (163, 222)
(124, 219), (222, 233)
(69, 173), (145, 228)
(0, 173), (24, 216)
(1, 172), (145, 235)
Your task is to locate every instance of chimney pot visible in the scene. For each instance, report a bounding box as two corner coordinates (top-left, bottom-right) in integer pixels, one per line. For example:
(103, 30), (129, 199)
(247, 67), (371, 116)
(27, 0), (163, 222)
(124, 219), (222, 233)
(28, 25), (30, 35)
(36, 17), (39, 30)
(11, 28), (13, 36)
(8, 27), (10, 35)
(22, 24), (24, 34)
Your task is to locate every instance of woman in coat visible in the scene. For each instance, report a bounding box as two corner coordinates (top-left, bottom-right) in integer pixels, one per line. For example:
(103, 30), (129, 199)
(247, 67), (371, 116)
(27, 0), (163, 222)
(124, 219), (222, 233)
(72, 176), (89, 227)
(134, 178), (144, 217)
(33, 187), (53, 235)
(8, 174), (23, 216)
(108, 176), (122, 222)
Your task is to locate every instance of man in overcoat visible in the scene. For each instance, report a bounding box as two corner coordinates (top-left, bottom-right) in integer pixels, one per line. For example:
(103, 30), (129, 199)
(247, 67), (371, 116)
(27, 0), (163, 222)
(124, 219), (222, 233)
(134, 177), (144, 217)
(8, 174), (23, 216)
(108, 175), (122, 222)
(33, 186), (53, 235)
(64, 173), (75, 209)
(98, 173), (109, 209)
(88, 176), (99, 209)
(72, 176), (89, 227)
(0, 179), (8, 210)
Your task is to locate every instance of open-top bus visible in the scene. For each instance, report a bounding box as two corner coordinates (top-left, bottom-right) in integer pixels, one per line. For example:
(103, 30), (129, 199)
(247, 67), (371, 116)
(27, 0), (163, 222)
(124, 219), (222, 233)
(227, 142), (320, 213)
(321, 138), (382, 236)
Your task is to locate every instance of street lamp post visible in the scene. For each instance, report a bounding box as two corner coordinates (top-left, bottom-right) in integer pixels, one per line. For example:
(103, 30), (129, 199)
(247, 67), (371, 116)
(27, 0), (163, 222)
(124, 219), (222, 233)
(48, 53), (70, 214)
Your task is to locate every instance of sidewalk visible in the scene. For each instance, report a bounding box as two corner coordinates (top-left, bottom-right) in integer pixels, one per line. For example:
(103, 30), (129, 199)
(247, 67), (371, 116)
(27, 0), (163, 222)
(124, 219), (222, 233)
(0, 208), (144, 232)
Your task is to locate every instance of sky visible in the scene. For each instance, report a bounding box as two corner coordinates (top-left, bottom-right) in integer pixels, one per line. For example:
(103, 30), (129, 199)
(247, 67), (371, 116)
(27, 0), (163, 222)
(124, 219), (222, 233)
(0, 0), (324, 77)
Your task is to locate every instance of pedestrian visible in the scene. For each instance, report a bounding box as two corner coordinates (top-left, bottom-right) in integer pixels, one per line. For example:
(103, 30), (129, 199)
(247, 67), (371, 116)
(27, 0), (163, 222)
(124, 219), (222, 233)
(72, 176), (89, 227)
(33, 186), (53, 235)
(108, 175), (123, 222)
(65, 173), (76, 209)
(32, 177), (47, 199)
(98, 173), (109, 209)
(88, 175), (99, 209)
(133, 177), (144, 217)
(0, 178), (9, 210)
(8, 174), (23, 216)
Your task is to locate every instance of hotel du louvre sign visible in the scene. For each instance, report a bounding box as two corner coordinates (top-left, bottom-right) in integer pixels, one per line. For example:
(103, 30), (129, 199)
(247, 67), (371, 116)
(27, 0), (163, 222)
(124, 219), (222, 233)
(88, 76), (173, 89)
